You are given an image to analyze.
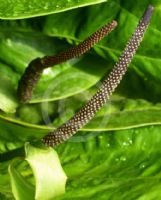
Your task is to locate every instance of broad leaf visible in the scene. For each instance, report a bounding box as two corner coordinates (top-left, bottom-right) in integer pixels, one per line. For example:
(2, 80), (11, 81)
(55, 126), (161, 199)
(0, 62), (18, 113)
(8, 161), (35, 200)
(0, 114), (49, 153)
(52, 94), (161, 131)
(0, 0), (107, 19)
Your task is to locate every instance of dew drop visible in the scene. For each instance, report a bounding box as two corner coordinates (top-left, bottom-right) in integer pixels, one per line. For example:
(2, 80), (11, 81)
(122, 141), (128, 146)
(129, 139), (133, 145)
(106, 143), (110, 147)
(139, 162), (146, 169)
(6, 38), (12, 46)
(120, 156), (127, 162)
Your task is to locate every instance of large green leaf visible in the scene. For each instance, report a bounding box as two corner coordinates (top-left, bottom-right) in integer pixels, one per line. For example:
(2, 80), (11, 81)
(55, 125), (161, 200)
(52, 95), (161, 131)
(0, 161), (13, 199)
(0, 114), (49, 153)
(2, 125), (161, 200)
(0, 0), (107, 19)
(0, 32), (59, 73)
(8, 161), (35, 200)
(0, 62), (18, 113)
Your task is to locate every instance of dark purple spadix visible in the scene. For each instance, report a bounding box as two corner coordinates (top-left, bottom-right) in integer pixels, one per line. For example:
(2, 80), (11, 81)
(42, 5), (153, 147)
(17, 20), (117, 103)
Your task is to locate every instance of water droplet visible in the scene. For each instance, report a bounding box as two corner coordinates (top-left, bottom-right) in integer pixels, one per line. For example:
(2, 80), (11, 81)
(6, 39), (12, 46)
(122, 139), (133, 147)
(106, 143), (110, 147)
(122, 142), (128, 146)
(129, 139), (133, 144)
(139, 162), (146, 169)
(120, 156), (127, 162)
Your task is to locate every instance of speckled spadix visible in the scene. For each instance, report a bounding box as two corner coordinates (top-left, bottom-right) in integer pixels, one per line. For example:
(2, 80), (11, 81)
(17, 20), (117, 103)
(42, 5), (154, 147)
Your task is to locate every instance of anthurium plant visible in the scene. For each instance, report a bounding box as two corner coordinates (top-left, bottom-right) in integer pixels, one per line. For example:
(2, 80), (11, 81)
(0, 0), (161, 199)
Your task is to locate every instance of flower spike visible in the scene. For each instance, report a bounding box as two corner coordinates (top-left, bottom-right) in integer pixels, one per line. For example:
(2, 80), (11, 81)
(17, 20), (117, 103)
(42, 5), (154, 147)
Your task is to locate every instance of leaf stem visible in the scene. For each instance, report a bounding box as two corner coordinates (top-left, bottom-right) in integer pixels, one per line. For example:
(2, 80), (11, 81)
(0, 147), (25, 162)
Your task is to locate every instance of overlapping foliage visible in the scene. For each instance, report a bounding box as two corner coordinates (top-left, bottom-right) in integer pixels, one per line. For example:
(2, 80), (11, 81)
(0, 0), (161, 199)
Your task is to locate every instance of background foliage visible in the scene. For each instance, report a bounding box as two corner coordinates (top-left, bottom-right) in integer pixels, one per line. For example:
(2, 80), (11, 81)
(0, 0), (161, 199)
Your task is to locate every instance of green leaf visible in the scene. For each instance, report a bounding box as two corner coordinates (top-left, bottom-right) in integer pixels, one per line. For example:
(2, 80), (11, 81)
(4, 125), (161, 200)
(52, 94), (161, 131)
(8, 144), (67, 200)
(0, 161), (12, 199)
(0, 114), (49, 153)
(0, 32), (63, 73)
(43, 4), (116, 40)
(8, 161), (35, 200)
(0, 62), (18, 113)
(55, 125), (161, 199)
(84, 97), (161, 131)
(0, 0), (107, 19)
